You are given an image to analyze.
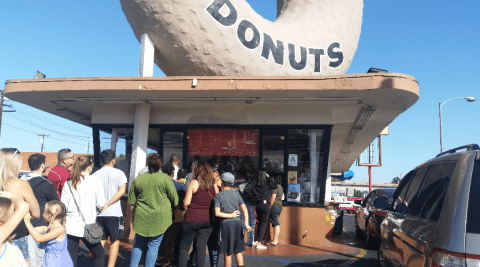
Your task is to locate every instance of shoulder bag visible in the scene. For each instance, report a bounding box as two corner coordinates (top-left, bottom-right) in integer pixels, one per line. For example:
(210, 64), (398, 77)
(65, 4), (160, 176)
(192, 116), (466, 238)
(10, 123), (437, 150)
(66, 182), (103, 244)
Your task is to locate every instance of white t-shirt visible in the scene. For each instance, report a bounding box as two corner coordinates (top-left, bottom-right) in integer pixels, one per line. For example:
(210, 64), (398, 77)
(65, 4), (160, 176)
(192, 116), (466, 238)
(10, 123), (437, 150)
(93, 166), (127, 217)
(173, 165), (179, 180)
(61, 175), (106, 237)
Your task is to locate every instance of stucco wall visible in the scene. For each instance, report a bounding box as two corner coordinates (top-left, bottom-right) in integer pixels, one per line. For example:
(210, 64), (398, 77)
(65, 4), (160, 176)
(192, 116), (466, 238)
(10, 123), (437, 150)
(92, 103), (332, 125)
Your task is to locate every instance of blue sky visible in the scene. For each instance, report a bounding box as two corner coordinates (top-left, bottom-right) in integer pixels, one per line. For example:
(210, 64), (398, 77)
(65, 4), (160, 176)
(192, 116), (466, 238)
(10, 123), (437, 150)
(1, 1), (479, 184)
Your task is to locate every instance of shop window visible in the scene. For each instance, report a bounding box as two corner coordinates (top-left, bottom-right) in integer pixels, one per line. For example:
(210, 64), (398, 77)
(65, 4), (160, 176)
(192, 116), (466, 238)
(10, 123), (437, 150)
(186, 129), (259, 184)
(287, 129), (324, 203)
(163, 131), (184, 168)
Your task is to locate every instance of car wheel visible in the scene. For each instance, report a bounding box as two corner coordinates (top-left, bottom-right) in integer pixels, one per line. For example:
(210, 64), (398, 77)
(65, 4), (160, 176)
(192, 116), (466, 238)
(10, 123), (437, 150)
(378, 243), (386, 267)
(355, 218), (364, 240)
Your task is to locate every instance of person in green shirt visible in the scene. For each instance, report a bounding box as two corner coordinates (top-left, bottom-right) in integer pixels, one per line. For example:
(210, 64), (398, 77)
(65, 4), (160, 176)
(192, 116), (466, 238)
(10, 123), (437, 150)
(128, 153), (179, 267)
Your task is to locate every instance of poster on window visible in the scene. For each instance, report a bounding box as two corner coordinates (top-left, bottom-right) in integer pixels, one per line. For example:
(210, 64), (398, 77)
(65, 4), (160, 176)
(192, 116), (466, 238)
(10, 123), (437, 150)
(288, 154), (298, 167)
(188, 129), (258, 156)
(288, 171), (298, 183)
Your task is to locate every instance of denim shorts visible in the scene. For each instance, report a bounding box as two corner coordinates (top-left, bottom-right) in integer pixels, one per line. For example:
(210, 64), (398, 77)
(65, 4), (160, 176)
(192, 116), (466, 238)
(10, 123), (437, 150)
(11, 236), (29, 260)
(269, 206), (283, 227)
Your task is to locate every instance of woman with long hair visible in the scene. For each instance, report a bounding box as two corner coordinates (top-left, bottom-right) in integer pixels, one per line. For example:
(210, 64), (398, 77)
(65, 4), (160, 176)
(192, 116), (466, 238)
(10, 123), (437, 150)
(178, 161), (218, 267)
(246, 171), (277, 249)
(61, 156), (106, 267)
(128, 153), (179, 267)
(238, 171), (257, 247)
(0, 148), (40, 264)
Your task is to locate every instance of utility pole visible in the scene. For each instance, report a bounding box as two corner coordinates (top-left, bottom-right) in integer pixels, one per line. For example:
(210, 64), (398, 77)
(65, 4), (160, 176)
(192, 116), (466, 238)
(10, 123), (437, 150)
(0, 90), (16, 137)
(0, 91), (3, 137)
(37, 134), (49, 152)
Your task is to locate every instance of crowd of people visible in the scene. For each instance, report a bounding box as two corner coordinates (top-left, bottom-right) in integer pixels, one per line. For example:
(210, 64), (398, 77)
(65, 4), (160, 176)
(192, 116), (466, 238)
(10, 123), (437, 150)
(0, 147), (284, 267)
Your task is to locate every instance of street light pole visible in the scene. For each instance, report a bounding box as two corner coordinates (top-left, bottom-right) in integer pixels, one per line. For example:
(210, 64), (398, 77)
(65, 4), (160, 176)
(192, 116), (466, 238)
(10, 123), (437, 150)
(439, 96), (475, 153)
(439, 102), (443, 153)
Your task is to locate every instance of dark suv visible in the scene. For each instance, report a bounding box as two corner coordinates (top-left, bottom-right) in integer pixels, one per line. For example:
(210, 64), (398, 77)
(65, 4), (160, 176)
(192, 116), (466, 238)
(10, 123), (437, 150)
(355, 188), (396, 248)
(378, 144), (480, 266)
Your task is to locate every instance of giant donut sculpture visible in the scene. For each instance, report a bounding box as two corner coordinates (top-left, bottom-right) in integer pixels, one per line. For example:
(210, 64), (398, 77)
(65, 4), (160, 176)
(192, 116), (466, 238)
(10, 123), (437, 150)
(120, 0), (363, 76)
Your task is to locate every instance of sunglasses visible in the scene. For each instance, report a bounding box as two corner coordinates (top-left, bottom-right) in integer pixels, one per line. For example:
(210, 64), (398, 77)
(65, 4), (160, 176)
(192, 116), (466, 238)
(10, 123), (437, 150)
(7, 148), (19, 157)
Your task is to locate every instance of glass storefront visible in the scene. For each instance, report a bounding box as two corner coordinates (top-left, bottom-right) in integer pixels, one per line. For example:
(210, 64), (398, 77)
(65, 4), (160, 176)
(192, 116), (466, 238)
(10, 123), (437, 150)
(94, 125), (331, 204)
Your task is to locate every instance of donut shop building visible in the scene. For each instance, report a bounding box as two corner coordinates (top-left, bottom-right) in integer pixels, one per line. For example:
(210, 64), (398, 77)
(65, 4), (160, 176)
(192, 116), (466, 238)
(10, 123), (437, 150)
(4, 74), (418, 245)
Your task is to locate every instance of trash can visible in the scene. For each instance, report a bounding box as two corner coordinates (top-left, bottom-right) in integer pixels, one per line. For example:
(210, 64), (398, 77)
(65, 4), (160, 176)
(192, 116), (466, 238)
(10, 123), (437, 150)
(333, 209), (344, 235)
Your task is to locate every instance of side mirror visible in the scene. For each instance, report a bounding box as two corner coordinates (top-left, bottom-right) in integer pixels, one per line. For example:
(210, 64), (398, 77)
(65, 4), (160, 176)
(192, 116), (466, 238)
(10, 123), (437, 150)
(373, 197), (388, 209)
(354, 200), (362, 205)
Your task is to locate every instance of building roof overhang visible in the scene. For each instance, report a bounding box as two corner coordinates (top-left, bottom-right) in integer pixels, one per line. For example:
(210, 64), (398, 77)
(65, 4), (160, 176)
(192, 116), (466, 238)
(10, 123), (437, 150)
(4, 73), (419, 172)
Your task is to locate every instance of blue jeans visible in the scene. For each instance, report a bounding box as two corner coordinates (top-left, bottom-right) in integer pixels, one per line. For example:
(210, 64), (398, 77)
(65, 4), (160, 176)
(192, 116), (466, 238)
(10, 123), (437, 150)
(11, 236), (29, 260)
(240, 199), (256, 245)
(129, 233), (164, 267)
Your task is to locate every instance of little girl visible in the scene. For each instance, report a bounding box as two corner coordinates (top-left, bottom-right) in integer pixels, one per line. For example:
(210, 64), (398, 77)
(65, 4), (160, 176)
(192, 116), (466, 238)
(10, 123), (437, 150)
(24, 200), (74, 267)
(0, 192), (30, 267)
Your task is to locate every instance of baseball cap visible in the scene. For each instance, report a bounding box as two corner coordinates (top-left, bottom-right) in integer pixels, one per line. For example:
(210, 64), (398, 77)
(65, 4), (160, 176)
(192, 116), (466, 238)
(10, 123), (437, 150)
(220, 172), (235, 184)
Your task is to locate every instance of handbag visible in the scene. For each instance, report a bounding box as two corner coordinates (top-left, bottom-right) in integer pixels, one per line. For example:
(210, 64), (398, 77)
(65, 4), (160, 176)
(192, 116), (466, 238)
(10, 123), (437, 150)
(67, 182), (103, 244)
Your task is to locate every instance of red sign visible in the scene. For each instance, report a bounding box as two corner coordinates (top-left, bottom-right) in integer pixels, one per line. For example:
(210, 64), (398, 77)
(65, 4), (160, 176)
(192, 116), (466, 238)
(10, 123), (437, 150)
(188, 129), (258, 156)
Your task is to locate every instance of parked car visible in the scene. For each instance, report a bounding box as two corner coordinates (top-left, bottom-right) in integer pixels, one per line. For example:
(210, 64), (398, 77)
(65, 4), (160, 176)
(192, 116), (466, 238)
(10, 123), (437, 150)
(354, 188), (396, 248)
(377, 144), (480, 267)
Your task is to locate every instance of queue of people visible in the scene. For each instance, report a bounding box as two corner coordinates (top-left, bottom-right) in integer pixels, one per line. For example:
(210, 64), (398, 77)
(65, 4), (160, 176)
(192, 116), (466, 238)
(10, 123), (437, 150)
(0, 147), (284, 267)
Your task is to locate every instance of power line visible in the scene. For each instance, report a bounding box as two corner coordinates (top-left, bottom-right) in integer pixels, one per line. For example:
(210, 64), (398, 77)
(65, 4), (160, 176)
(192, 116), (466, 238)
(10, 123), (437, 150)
(8, 113), (91, 140)
(14, 107), (91, 135)
(3, 123), (87, 146)
(3, 123), (40, 135)
(6, 101), (91, 134)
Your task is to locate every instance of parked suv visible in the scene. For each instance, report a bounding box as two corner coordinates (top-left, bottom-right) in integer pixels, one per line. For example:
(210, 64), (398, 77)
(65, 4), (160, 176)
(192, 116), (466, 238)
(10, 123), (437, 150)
(378, 144), (480, 267)
(355, 188), (396, 248)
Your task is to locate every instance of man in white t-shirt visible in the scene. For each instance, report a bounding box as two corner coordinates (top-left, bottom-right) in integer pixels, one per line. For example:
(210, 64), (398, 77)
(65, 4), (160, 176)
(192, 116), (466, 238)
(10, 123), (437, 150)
(170, 154), (180, 180)
(93, 149), (127, 267)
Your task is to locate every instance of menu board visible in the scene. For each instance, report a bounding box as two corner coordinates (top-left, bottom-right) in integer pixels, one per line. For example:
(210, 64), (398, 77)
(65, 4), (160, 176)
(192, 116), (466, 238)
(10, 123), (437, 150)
(189, 129), (258, 156)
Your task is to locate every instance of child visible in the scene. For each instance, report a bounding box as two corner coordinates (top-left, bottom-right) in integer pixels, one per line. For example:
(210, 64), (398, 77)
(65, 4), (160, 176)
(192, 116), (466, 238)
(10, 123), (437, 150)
(177, 169), (187, 185)
(214, 172), (252, 267)
(24, 200), (74, 267)
(0, 192), (30, 267)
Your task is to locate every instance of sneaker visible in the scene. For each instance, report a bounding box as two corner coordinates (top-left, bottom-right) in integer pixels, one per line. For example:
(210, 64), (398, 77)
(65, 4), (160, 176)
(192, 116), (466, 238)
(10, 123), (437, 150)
(255, 243), (267, 249)
(252, 241), (258, 247)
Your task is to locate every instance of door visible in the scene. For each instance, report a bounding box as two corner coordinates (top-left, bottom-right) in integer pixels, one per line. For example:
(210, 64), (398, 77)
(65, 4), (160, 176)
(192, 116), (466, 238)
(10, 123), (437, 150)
(402, 162), (455, 267)
(382, 170), (414, 266)
(261, 129), (286, 198)
(383, 166), (429, 266)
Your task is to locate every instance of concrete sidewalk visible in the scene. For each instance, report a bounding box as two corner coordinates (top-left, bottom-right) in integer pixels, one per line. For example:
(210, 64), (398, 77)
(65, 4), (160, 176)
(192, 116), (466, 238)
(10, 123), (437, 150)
(76, 229), (376, 267)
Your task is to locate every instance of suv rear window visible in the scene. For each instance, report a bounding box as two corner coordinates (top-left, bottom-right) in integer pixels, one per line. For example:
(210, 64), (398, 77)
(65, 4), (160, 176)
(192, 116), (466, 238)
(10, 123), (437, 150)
(410, 162), (456, 221)
(466, 159), (480, 233)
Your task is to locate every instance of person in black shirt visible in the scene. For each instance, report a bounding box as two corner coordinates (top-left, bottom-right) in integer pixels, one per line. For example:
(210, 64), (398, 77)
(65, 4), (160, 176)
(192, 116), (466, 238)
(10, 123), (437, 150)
(244, 171), (277, 249)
